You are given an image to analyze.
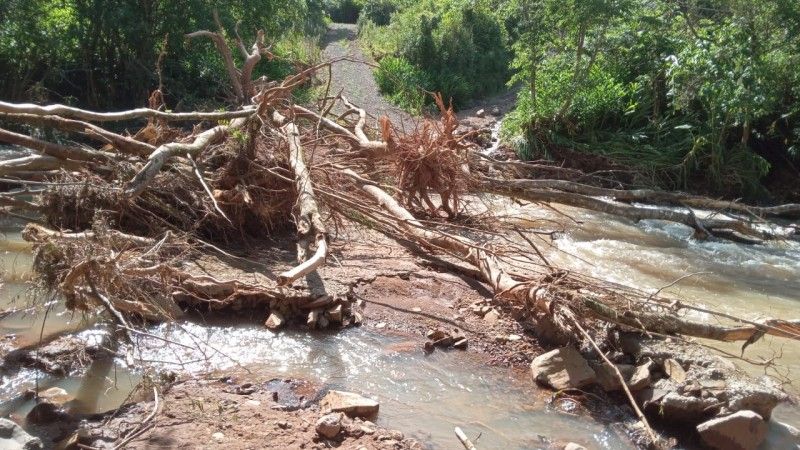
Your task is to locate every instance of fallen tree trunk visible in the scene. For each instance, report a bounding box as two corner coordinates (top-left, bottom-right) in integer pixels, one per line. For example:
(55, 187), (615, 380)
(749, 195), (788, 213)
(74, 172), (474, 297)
(274, 111), (328, 286)
(482, 177), (794, 241)
(495, 177), (800, 219)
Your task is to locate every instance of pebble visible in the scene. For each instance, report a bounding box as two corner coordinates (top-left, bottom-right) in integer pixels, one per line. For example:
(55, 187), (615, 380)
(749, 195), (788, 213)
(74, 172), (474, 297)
(212, 432), (225, 442)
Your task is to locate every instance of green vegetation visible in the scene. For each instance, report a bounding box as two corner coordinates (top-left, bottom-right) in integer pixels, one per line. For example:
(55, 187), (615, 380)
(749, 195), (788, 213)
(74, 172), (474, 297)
(497, 0), (800, 196)
(355, 0), (800, 197)
(360, 0), (510, 110)
(0, 0), (325, 110)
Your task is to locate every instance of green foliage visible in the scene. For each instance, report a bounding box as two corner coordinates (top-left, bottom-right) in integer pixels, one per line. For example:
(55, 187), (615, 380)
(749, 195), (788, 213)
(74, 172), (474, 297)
(500, 0), (800, 197)
(0, 0), (326, 109)
(374, 56), (428, 112)
(367, 0), (511, 108)
(358, 0), (398, 26)
(324, 0), (361, 23)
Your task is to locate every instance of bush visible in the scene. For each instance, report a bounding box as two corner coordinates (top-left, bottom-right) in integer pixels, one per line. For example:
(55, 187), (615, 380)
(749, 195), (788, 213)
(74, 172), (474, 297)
(370, 0), (510, 108)
(374, 56), (428, 112)
(359, 0), (398, 26)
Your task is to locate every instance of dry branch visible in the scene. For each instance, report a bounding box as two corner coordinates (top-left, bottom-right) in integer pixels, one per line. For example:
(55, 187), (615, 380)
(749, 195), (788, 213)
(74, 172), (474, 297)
(124, 118), (248, 198)
(0, 100), (254, 122)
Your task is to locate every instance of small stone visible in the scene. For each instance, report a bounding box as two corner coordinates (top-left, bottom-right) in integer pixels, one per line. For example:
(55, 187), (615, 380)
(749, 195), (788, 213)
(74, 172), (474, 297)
(307, 309), (320, 329)
(696, 410), (767, 450)
(245, 399), (261, 407)
(212, 432), (225, 442)
(326, 304), (343, 323)
(265, 311), (285, 330)
(411, 307), (422, 313)
(453, 338), (468, 350)
(37, 387), (73, 406)
(352, 311), (363, 325)
(276, 420), (291, 429)
(426, 329), (447, 341)
(423, 341), (435, 353)
(490, 106), (501, 116)
(360, 421), (377, 435)
(628, 360), (654, 391)
(663, 358), (686, 383)
(315, 413), (342, 439)
(476, 109), (486, 118)
(375, 322), (386, 329)
(433, 336), (455, 348)
(530, 347), (596, 390)
(320, 390), (379, 417)
(483, 309), (500, 323)
(592, 362), (635, 392)
(506, 334), (522, 341)
(564, 443), (587, 450)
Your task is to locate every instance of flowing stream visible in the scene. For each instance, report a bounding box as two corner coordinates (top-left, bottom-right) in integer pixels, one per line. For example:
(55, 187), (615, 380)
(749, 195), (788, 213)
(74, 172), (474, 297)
(0, 143), (798, 447)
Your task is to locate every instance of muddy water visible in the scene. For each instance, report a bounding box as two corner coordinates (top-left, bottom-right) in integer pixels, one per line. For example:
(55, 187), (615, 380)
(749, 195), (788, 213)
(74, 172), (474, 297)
(0, 217), (627, 448)
(131, 323), (630, 449)
(504, 199), (800, 428)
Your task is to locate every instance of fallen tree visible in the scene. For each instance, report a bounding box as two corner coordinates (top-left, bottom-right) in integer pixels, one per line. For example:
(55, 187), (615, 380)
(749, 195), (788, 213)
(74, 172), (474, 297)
(1, 18), (799, 449)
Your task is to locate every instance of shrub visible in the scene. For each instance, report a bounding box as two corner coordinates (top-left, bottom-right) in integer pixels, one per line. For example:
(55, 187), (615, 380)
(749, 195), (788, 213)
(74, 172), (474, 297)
(370, 0), (510, 108)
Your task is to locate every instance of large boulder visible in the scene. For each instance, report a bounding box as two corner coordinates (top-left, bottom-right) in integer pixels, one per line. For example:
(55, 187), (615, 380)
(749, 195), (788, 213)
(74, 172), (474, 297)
(0, 418), (43, 450)
(696, 410), (767, 450)
(530, 347), (596, 390)
(320, 390), (379, 418)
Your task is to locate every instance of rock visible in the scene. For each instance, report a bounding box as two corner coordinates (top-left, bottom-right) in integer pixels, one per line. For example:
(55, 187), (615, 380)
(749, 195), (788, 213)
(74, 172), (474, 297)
(26, 402), (71, 425)
(423, 341), (435, 353)
(320, 390), (379, 417)
(265, 311), (285, 330)
(212, 432), (225, 442)
(640, 388), (720, 422)
(426, 329), (447, 341)
(307, 309), (320, 328)
(453, 338), (468, 350)
(411, 307), (421, 313)
(476, 109), (486, 118)
(696, 410), (767, 450)
(276, 420), (291, 429)
(530, 347), (596, 390)
(591, 362), (635, 391)
(326, 304), (343, 323)
(37, 387), (73, 406)
(0, 418), (44, 449)
(663, 358), (686, 383)
(433, 337), (454, 348)
(506, 334), (522, 341)
(490, 106), (501, 116)
(628, 360), (654, 391)
(360, 421), (377, 435)
(375, 322), (386, 329)
(315, 413), (343, 439)
(564, 443), (587, 450)
(483, 309), (500, 324)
